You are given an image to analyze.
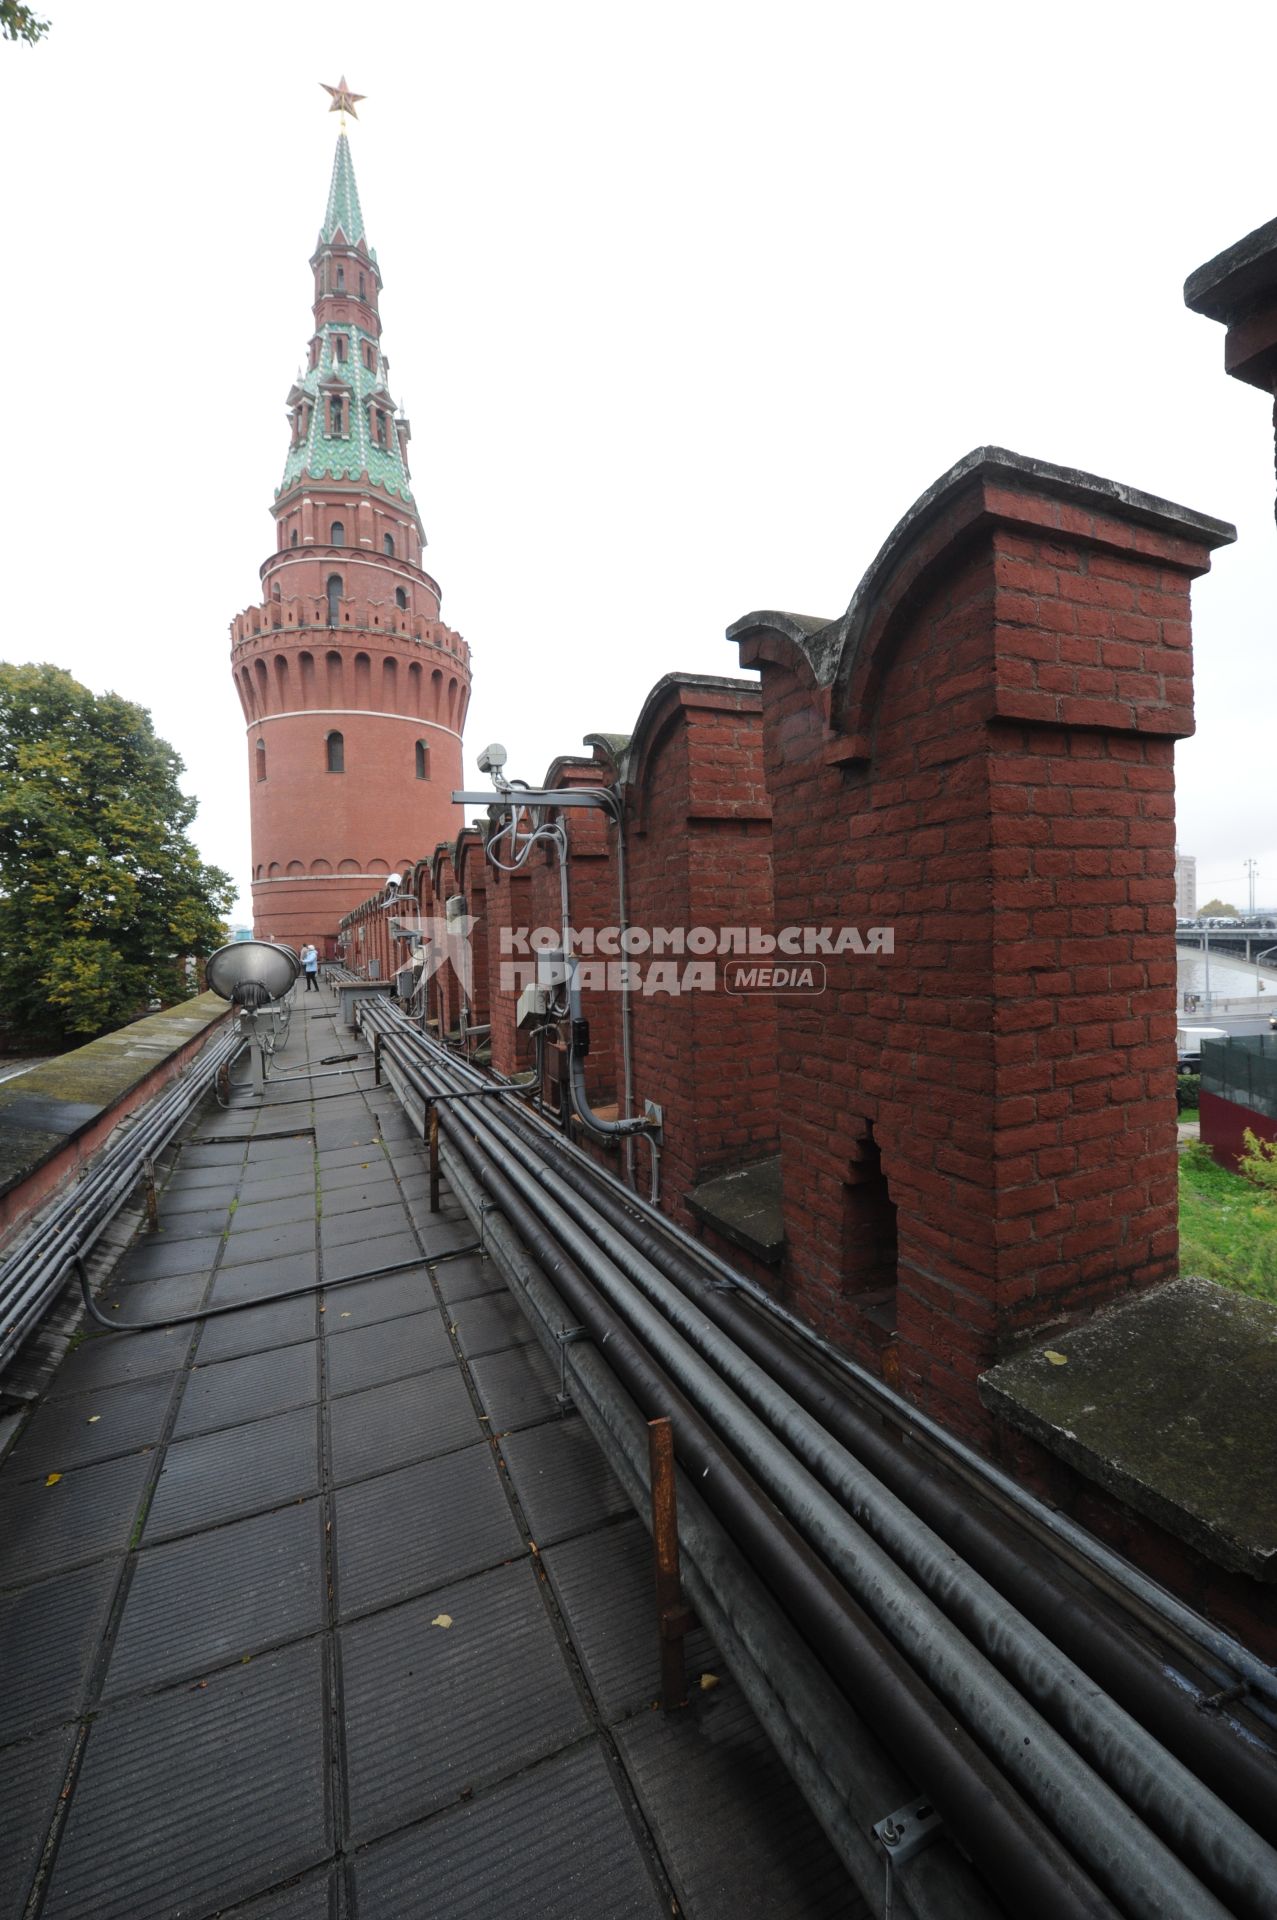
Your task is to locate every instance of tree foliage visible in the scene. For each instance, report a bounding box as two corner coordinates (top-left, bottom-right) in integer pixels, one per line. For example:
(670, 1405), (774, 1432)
(0, 664), (234, 1045)
(1198, 898), (1239, 918)
(1, 2), (50, 44)
(1240, 1128), (1277, 1200)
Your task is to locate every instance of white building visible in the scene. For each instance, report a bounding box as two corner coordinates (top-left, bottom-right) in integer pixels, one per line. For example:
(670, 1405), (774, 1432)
(1175, 849), (1197, 920)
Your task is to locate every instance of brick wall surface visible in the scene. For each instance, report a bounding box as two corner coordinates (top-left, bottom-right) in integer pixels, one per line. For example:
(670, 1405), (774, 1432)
(624, 679), (778, 1226)
(734, 452), (1231, 1440)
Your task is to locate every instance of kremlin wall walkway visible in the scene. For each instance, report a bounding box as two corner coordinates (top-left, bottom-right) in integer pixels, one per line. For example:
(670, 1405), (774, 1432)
(0, 983), (859, 1920)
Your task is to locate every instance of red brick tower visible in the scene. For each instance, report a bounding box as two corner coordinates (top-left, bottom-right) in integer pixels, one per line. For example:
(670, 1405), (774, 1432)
(230, 117), (471, 947)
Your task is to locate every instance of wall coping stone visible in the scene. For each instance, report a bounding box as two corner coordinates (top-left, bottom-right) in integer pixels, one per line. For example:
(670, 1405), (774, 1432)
(687, 1155), (785, 1266)
(979, 1276), (1277, 1581)
(0, 994), (229, 1207)
(729, 447), (1236, 714)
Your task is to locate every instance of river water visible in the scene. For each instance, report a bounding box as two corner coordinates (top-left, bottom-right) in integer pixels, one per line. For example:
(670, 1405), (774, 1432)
(1177, 950), (1277, 1005)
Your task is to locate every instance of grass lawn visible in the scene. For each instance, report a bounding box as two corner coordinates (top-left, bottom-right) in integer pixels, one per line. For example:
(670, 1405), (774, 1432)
(1179, 1143), (1277, 1303)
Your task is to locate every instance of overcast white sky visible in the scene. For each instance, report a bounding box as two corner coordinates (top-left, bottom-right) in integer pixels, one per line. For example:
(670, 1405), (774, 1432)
(3, 1), (1275, 922)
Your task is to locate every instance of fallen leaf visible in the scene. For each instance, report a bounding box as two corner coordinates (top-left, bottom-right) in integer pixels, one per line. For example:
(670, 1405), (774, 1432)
(431, 1613), (453, 1630)
(87, 1415), (100, 1424)
(45, 1473), (62, 1487)
(340, 1311), (351, 1318)
(699, 1673), (720, 1691)
(1044, 1350), (1068, 1367)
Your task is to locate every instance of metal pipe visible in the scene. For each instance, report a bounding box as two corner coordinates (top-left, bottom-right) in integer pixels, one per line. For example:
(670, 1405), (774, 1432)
(441, 1139), (996, 1920)
(364, 1002), (1277, 1919)
(472, 1083), (1277, 1842)
(387, 999), (1276, 1715)
(432, 1096), (1121, 1920)
(373, 1022), (1247, 1920)
(0, 1021), (243, 1372)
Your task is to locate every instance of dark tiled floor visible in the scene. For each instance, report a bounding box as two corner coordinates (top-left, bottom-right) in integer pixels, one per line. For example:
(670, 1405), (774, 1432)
(0, 984), (858, 1920)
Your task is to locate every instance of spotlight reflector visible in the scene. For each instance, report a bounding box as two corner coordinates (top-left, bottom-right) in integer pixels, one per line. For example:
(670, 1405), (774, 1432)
(206, 941), (301, 1007)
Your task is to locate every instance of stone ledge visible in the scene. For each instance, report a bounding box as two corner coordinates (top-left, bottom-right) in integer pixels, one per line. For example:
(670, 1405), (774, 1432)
(688, 1156), (784, 1267)
(979, 1276), (1277, 1581)
(0, 994), (230, 1228)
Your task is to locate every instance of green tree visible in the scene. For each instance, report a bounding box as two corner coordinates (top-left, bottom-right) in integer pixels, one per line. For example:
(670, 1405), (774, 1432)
(0, 663), (234, 1045)
(1198, 898), (1239, 917)
(1, 3), (50, 44)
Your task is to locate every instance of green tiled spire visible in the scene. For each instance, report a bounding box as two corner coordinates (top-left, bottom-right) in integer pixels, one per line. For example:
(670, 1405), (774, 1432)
(277, 133), (416, 512)
(322, 132), (365, 244)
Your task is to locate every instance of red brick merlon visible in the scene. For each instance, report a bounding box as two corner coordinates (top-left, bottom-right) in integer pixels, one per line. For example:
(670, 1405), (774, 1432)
(724, 449), (1234, 1441)
(1185, 215), (1277, 392)
(729, 448), (1235, 763)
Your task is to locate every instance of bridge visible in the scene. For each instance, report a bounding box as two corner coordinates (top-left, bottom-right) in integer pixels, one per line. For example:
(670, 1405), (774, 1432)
(1175, 926), (1277, 965)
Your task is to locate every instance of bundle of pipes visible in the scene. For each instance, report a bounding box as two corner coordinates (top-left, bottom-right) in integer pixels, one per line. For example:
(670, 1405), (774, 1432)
(359, 994), (1277, 1920)
(0, 1021), (246, 1377)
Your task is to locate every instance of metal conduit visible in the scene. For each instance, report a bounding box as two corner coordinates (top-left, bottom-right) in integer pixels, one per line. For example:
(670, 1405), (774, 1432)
(406, 1076), (1271, 1915)
(0, 1020), (244, 1376)
(442, 1065), (1277, 1851)
(429, 1072), (1122, 1920)
(361, 998), (1277, 1920)
(441, 1138), (997, 1920)
(443, 1022), (1277, 1718)
(377, 995), (1277, 1726)
(355, 1006), (1275, 1920)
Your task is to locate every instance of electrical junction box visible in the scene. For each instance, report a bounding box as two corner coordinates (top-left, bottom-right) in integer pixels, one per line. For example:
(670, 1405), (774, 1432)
(536, 950), (581, 1019)
(517, 983), (553, 1028)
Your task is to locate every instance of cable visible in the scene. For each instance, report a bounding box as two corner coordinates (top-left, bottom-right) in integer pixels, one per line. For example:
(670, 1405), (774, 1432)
(74, 1246), (460, 1335)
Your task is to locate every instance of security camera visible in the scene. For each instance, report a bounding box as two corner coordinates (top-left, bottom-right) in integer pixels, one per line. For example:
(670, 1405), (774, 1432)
(477, 742), (508, 776)
(387, 872), (402, 890)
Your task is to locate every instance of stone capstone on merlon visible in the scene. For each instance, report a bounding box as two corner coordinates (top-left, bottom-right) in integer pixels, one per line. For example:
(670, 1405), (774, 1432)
(979, 1276), (1277, 1581)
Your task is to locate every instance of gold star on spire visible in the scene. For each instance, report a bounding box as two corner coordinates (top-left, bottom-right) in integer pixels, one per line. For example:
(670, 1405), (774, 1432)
(320, 76), (365, 124)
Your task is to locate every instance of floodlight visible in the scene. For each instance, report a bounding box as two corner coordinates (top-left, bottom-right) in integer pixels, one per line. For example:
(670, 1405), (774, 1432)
(477, 742), (508, 776)
(206, 940), (300, 1009)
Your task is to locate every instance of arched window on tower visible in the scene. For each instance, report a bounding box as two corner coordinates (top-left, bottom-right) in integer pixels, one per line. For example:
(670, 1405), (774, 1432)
(329, 395), (344, 437)
(327, 731), (345, 774)
(326, 574), (343, 625)
(336, 265), (345, 290)
(395, 587), (408, 610)
(330, 520), (345, 546)
(359, 272), (366, 299)
(256, 739), (267, 782)
(334, 335), (347, 363)
(415, 740), (429, 781)
(384, 533), (395, 557)
(291, 529), (299, 548)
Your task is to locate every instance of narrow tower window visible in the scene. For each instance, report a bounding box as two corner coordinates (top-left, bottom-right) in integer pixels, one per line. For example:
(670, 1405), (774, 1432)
(359, 272), (366, 299)
(337, 266), (345, 289)
(327, 731), (345, 773)
(330, 520), (345, 546)
(374, 408), (388, 449)
(334, 335), (347, 362)
(384, 533), (395, 557)
(395, 586), (408, 610)
(256, 739), (267, 782)
(326, 574), (343, 625)
(329, 396), (344, 436)
(291, 529), (299, 547)
(415, 740), (429, 780)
